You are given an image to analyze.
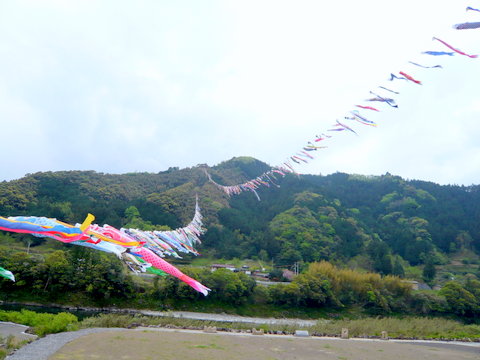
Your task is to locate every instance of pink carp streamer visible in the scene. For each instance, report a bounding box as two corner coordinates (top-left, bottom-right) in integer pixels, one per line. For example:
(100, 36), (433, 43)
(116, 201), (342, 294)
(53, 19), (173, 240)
(356, 105), (379, 112)
(131, 247), (210, 296)
(432, 37), (478, 58)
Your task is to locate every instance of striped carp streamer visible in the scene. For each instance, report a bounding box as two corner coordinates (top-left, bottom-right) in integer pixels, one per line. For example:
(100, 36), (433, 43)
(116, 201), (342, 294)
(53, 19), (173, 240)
(204, 166), (294, 201)
(453, 22), (480, 30)
(422, 51), (455, 56)
(304, 143), (327, 151)
(379, 86), (399, 94)
(329, 120), (358, 135)
(432, 37), (478, 58)
(408, 61), (442, 69)
(349, 111), (377, 127)
(315, 133), (332, 141)
(0, 214), (94, 243)
(123, 196), (205, 259)
(466, 6), (480, 12)
(368, 91), (398, 108)
(389, 73), (407, 82)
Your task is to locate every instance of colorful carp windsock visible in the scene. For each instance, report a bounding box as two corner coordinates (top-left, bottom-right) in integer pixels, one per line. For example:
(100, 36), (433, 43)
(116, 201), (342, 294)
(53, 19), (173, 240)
(0, 198), (211, 295)
(0, 266), (15, 282)
(0, 214), (94, 242)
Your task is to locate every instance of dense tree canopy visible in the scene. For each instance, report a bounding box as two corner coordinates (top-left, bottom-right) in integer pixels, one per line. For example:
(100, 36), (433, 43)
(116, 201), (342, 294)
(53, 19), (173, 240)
(0, 157), (479, 274)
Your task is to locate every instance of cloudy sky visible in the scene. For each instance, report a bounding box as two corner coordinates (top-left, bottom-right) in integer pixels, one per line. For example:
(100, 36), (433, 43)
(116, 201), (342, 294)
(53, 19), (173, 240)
(1, 0), (479, 185)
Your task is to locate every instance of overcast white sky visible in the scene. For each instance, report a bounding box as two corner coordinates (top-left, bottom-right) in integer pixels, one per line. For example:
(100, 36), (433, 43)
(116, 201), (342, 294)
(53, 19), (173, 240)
(1, 0), (479, 185)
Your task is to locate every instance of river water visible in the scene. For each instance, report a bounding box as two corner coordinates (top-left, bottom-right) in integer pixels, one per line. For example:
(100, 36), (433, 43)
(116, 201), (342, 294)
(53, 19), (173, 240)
(0, 302), (318, 326)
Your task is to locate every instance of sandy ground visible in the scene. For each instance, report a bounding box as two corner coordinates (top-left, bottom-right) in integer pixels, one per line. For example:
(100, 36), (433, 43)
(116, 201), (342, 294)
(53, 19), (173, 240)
(47, 328), (479, 360)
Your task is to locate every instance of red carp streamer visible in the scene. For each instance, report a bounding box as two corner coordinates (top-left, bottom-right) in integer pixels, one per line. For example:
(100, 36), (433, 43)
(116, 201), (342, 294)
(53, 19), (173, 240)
(399, 71), (422, 85)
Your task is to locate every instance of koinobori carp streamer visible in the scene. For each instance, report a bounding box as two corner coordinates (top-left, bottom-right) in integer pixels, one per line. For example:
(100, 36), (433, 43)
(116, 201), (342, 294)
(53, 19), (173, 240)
(0, 198), (211, 295)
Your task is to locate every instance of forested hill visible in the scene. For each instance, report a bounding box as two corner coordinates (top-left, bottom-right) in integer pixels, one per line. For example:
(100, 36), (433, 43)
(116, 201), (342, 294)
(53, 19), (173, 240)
(1, 157), (479, 273)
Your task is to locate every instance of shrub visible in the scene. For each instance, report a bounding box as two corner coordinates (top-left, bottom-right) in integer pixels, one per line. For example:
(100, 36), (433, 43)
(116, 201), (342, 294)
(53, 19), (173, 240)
(0, 310), (78, 336)
(409, 291), (448, 314)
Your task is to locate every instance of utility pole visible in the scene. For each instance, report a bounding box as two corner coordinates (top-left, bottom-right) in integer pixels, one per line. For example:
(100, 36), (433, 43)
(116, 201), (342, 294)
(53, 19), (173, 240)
(293, 262), (299, 276)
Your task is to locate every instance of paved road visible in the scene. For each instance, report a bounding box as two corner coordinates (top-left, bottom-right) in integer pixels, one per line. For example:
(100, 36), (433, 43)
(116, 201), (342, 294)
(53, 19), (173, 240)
(0, 322), (37, 342)
(6, 328), (126, 360)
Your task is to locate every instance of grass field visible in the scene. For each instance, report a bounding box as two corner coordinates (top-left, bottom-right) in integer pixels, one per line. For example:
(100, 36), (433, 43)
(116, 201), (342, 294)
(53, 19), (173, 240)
(49, 328), (480, 360)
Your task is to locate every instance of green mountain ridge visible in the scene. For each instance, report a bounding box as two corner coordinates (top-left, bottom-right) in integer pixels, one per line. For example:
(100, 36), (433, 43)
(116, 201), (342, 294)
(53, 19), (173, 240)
(1, 157), (479, 278)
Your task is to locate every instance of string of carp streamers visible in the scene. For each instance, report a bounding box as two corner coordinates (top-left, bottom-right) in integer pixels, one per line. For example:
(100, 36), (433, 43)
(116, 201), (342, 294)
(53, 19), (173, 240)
(205, 5), (478, 201)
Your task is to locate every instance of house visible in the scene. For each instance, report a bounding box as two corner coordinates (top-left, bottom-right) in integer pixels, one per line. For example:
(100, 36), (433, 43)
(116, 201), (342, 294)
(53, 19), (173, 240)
(282, 269), (295, 281)
(210, 264), (237, 272)
(240, 265), (251, 275)
(402, 280), (432, 291)
(252, 270), (270, 280)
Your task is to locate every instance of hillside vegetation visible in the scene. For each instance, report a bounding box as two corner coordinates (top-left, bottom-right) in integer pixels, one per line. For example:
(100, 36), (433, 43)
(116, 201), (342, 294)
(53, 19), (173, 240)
(0, 157), (479, 320)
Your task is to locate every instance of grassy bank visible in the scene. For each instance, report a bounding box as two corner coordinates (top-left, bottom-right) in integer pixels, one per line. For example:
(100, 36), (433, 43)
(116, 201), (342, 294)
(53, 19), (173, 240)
(2, 308), (478, 342)
(0, 335), (32, 360)
(79, 313), (480, 341)
(0, 296), (356, 320)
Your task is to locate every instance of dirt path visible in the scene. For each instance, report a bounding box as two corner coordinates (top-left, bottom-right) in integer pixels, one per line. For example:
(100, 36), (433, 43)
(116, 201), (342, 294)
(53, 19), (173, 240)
(45, 328), (479, 360)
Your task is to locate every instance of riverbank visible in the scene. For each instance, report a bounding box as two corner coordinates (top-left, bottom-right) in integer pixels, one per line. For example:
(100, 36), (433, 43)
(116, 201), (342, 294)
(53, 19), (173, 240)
(0, 301), (316, 327)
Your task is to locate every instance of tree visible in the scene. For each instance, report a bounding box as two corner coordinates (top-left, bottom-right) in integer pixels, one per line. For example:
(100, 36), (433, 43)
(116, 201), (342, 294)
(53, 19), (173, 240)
(440, 282), (479, 317)
(204, 269), (255, 305)
(422, 257), (436, 283)
(268, 268), (284, 281)
(392, 257), (405, 278)
(43, 250), (69, 293)
(367, 239), (393, 275)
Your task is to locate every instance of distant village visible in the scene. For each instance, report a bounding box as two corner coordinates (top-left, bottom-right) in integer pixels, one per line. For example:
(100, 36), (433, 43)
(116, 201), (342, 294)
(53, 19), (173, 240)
(210, 263), (295, 284)
(209, 264), (439, 290)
